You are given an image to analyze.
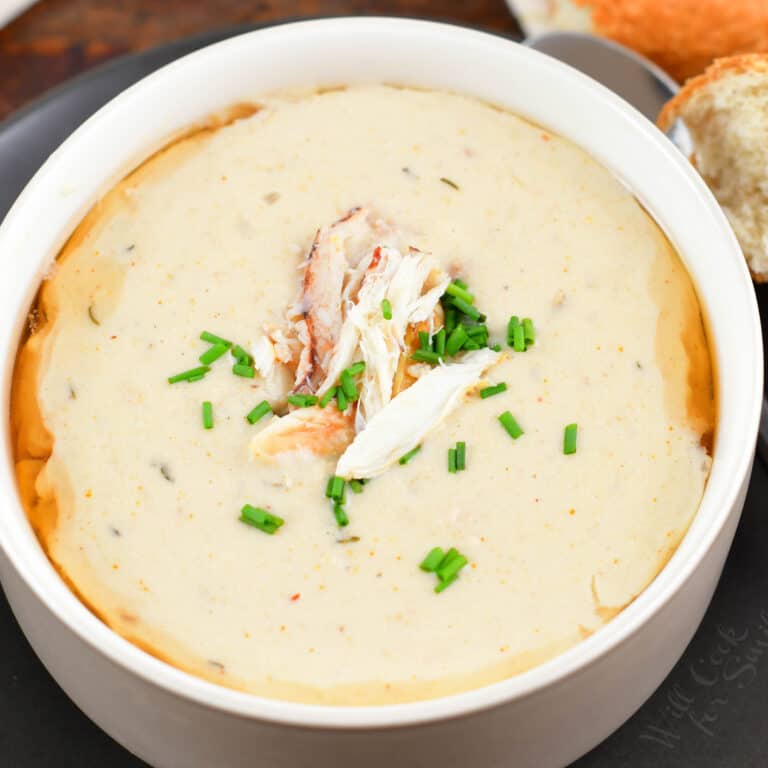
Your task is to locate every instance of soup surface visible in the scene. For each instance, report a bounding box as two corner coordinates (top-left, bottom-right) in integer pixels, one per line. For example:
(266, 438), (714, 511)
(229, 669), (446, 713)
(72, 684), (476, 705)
(12, 85), (715, 704)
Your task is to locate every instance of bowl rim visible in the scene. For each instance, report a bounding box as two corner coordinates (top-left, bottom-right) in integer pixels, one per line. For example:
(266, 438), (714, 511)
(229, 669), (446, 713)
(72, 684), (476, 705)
(0, 16), (762, 730)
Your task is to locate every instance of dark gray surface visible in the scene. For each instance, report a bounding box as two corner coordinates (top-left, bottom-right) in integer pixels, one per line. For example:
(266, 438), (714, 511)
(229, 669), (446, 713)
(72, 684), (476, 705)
(1, 24), (766, 768)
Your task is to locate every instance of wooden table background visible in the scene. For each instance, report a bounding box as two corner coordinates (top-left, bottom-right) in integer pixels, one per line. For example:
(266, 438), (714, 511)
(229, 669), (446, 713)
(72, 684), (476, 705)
(0, 0), (522, 121)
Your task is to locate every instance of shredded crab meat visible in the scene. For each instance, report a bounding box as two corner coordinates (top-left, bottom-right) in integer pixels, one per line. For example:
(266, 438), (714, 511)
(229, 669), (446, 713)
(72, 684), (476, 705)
(249, 408), (355, 461)
(336, 349), (502, 479)
(247, 205), (474, 468)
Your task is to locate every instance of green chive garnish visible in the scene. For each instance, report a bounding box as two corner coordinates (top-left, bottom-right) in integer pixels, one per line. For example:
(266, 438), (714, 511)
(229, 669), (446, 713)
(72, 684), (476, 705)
(232, 344), (253, 365)
(287, 393), (318, 408)
(480, 382), (507, 399)
(490, 343), (502, 352)
(456, 441), (466, 471)
(522, 318), (535, 347)
(232, 363), (255, 378)
(411, 349), (442, 365)
(202, 401), (214, 429)
(168, 365), (211, 384)
(336, 387), (348, 411)
(346, 361), (366, 376)
(506, 316), (520, 347)
(435, 575), (458, 593)
(445, 308), (458, 334)
(328, 476), (345, 501)
(446, 325), (468, 356)
(199, 342), (231, 365)
(333, 502), (349, 527)
(319, 386), (337, 408)
(453, 278), (468, 290)
(448, 447), (457, 473)
(437, 554), (468, 583)
(463, 339), (481, 351)
(445, 282), (475, 305)
(340, 370), (359, 401)
(200, 331), (231, 346)
(419, 330), (431, 351)
(434, 328), (446, 356)
(349, 479), (365, 494)
(563, 423), (578, 455)
(399, 445), (422, 465)
(420, 547), (445, 572)
(465, 324), (488, 339)
(449, 297), (484, 321)
(381, 299), (393, 320)
(513, 323), (525, 352)
(246, 400), (272, 424)
(498, 411), (524, 440)
(239, 504), (284, 535)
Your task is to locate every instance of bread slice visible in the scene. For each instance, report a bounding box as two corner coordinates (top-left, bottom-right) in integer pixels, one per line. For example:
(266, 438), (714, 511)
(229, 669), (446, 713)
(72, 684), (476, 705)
(658, 54), (768, 282)
(510, 0), (768, 83)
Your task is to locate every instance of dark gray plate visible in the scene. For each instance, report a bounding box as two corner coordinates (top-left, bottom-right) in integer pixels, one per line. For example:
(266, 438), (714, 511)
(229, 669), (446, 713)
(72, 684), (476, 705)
(1, 23), (766, 768)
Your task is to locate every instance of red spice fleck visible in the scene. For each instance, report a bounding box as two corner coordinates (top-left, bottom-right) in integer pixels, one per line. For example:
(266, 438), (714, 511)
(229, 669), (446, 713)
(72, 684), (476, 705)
(290, 593), (301, 602)
(541, 133), (551, 142)
(370, 246), (382, 269)
(110, 335), (117, 340)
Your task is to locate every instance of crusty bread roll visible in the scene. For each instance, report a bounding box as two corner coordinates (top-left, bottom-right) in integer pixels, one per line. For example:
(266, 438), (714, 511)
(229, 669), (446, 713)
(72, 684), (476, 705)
(658, 54), (768, 282)
(510, 0), (768, 82)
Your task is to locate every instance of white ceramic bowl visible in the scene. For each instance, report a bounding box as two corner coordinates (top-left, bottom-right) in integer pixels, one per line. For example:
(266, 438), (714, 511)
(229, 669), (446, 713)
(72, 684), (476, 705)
(0, 18), (762, 768)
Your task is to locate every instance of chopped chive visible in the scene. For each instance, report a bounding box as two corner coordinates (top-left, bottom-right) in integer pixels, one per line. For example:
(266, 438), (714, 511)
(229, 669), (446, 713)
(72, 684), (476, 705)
(288, 393), (318, 408)
(448, 447), (457, 473)
(319, 386), (337, 408)
(340, 370), (359, 401)
(199, 342), (231, 365)
(456, 441), (466, 471)
(435, 575), (458, 593)
(445, 282), (475, 305)
(232, 363), (255, 378)
(440, 177), (460, 190)
(498, 411), (524, 440)
(399, 445), (422, 465)
(446, 325), (468, 356)
(438, 547), (459, 569)
(168, 365), (211, 384)
(201, 331), (231, 346)
(349, 479), (365, 494)
(381, 298), (393, 320)
(522, 318), (535, 347)
(434, 328), (446, 357)
(437, 554), (468, 583)
(232, 344), (253, 365)
(418, 330), (431, 351)
(420, 547), (446, 572)
(345, 361), (366, 376)
(506, 316), (520, 347)
(328, 476), (345, 501)
(513, 323), (526, 352)
(239, 504), (284, 535)
(246, 400), (272, 424)
(490, 343), (502, 352)
(333, 502), (349, 527)
(336, 387), (348, 411)
(411, 349), (442, 365)
(450, 296), (484, 321)
(462, 339), (481, 351)
(453, 278), (469, 290)
(465, 324), (488, 338)
(480, 382), (507, 399)
(445, 308), (458, 334)
(202, 401), (214, 429)
(563, 423), (578, 455)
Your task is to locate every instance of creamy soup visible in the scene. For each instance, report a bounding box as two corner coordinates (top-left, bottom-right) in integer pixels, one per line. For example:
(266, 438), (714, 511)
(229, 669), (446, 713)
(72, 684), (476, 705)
(11, 85), (715, 704)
